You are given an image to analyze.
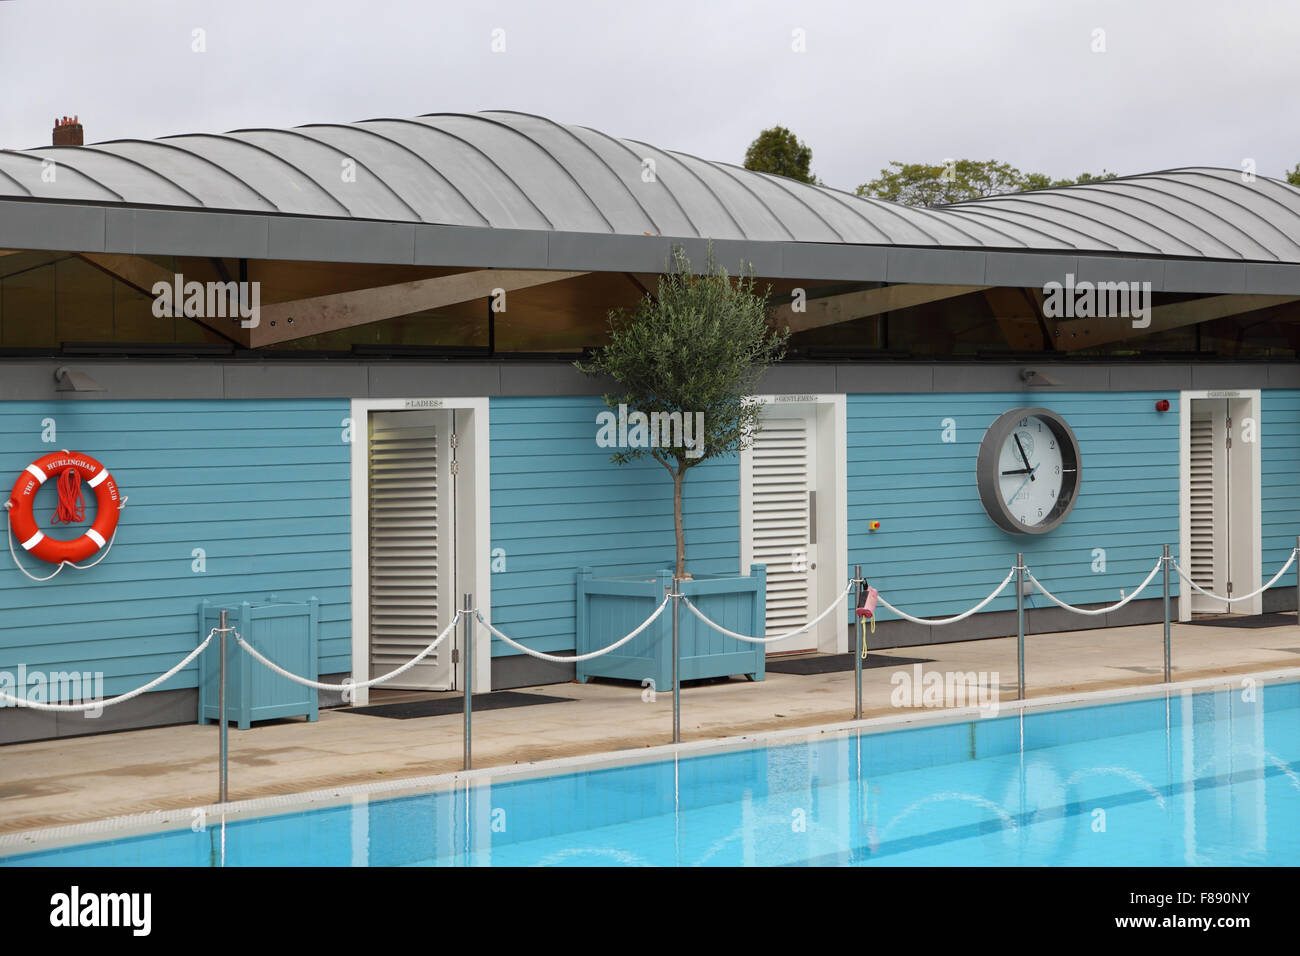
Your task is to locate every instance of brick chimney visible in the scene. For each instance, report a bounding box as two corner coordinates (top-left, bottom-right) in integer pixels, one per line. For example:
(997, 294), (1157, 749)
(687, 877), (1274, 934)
(52, 115), (83, 147)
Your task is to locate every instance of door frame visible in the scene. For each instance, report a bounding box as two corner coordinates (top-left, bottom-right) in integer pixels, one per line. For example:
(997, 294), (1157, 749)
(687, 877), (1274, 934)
(1178, 389), (1262, 621)
(739, 393), (848, 653)
(349, 397), (492, 703)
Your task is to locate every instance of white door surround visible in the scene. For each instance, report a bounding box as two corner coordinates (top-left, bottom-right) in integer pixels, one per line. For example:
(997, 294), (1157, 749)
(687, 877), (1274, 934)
(739, 394), (848, 653)
(350, 397), (491, 704)
(1178, 390), (1262, 621)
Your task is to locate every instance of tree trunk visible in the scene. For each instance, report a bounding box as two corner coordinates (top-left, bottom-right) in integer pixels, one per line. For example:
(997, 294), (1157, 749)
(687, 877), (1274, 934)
(673, 466), (686, 578)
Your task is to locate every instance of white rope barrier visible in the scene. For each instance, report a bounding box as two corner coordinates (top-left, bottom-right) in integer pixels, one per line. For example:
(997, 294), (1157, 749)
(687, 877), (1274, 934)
(0, 628), (217, 712)
(1027, 558), (1165, 617)
(235, 612), (462, 692)
(681, 580), (856, 644)
(7, 544), (1295, 717)
(475, 595), (671, 663)
(4, 496), (128, 582)
(1172, 548), (1299, 604)
(875, 567), (1018, 626)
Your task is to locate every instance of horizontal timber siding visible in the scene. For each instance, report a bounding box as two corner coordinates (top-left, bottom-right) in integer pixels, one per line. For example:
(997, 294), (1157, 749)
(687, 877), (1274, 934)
(1263, 390), (1300, 578)
(488, 396), (739, 656)
(0, 399), (350, 700)
(847, 392), (1181, 622)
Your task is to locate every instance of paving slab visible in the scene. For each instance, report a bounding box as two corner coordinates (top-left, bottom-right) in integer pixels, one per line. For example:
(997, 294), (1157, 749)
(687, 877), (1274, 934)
(1, 618), (1297, 835)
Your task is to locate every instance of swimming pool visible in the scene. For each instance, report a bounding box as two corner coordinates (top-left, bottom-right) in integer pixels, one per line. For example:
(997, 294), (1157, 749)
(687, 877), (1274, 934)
(6, 675), (1299, 866)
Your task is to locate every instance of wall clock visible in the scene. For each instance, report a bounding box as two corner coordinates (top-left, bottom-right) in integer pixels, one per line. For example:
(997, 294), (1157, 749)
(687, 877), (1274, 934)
(975, 407), (1081, 534)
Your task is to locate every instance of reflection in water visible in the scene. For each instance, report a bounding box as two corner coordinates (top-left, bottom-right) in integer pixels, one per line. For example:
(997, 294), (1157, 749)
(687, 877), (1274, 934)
(10, 680), (1298, 866)
(882, 791), (1020, 837)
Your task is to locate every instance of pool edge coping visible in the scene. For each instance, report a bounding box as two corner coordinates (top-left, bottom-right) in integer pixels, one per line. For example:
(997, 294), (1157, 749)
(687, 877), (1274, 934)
(5, 663), (1300, 857)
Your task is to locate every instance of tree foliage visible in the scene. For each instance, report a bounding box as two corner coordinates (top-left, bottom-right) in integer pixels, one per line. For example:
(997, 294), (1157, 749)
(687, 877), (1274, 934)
(744, 126), (817, 184)
(858, 160), (1118, 206)
(1287, 164), (1300, 187)
(576, 247), (789, 576)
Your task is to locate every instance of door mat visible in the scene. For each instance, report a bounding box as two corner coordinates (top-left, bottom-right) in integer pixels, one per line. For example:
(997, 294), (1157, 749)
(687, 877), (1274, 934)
(342, 691), (574, 719)
(1183, 613), (1298, 629)
(765, 653), (934, 676)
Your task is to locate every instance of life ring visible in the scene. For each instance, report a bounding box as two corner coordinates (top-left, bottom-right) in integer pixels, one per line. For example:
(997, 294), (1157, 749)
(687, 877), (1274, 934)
(5, 451), (122, 564)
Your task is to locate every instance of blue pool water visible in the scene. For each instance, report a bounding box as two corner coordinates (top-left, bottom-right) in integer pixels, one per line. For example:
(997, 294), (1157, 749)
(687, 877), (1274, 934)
(7, 679), (1300, 866)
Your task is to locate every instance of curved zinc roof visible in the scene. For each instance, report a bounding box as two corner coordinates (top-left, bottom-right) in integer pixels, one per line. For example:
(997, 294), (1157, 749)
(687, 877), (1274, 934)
(2, 109), (1300, 262)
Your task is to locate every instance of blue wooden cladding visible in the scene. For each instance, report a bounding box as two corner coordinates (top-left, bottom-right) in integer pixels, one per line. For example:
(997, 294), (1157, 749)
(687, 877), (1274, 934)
(2, 384), (1297, 721)
(198, 598), (319, 728)
(0, 400), (351, 701)
(1262, 390), (1300, 575)
(575, 565), (765, 688)
(488, 396), (739, 659)
(846, 392), (1183, 621)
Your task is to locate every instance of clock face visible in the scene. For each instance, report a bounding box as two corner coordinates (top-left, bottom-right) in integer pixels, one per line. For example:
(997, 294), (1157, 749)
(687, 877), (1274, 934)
(976, 408), (1081, 534)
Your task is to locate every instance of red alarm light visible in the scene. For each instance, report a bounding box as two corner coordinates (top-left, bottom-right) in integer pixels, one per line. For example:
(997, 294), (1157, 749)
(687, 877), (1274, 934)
(1155, 399), (1170, 412)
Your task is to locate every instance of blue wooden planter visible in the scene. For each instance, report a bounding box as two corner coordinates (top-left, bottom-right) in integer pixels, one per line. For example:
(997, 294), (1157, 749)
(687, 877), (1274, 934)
(575, 565), (766, 689)
(198, 598), (319, 729)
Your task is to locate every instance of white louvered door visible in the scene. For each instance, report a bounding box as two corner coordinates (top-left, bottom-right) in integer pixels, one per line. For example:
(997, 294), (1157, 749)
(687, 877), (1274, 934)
(1189, 400), (1229, 614)
(747, 407), (818, 653)
(368, 410), (454, 689)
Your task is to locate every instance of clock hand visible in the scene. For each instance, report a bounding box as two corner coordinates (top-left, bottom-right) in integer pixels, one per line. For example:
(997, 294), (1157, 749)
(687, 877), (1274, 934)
(1014, 433), (1035, 481)
(1001, 468), (1031, 475)
(1006, 464), (1040, 507)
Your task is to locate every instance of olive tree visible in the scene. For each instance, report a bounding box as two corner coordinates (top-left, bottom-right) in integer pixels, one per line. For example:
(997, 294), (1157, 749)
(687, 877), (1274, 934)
(576, 247), (789, 578)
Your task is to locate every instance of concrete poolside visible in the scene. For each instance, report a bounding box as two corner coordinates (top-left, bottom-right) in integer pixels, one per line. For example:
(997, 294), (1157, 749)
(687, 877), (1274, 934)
(1, 616), (1298, 836)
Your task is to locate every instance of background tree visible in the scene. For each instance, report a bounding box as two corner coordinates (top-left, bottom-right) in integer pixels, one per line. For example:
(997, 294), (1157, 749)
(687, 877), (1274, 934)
(576, 248), (789, 577)
(1023, 170), (1118, 189)
(1287, 164), (1300, 187)
(859, 160), (1118, 206)
(857, 159), (1025, 205)
(744, 126), (817, 184)
(1067, 170), (1119, 185)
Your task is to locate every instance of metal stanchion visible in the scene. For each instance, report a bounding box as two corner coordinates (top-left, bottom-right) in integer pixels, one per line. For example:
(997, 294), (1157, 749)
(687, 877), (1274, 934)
(1163, 544), (1172, 683)
(218, 609), (229, 804)
(854, 564), (863, 721)
(463, 594), (473, 771)
(1016, 553), (1025, 701)
(672, 576), (681, 744)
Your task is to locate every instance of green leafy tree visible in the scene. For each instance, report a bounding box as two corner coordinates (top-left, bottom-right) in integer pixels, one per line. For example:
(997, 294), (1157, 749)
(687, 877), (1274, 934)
(743, 126), (817, 184)
(1025, 170), (1118, 189)
(1021, 171), (1055, 191)
(859, 161), (1119, 205)
(576, 248), (789, 577)
(857, 159), (1025, 205)
(1286, 164), (1300, 187)
(1068, 170), (1119, 184)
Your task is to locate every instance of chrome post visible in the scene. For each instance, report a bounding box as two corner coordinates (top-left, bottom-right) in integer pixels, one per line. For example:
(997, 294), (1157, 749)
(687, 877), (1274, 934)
(854, 564), (863, 721)
(218, 608), (228, 804)
(463, 594), (473, 771)
(1016, 554), (1025, 701)
(672, 576), (681, 744)
(1170, 546), (1180, 681)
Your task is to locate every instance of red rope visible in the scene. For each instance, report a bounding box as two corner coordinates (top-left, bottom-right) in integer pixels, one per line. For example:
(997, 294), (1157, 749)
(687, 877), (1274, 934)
(52, 468), (85, 524)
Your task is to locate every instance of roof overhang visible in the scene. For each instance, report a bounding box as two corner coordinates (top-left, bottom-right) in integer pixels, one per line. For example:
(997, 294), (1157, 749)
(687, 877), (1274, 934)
(6, 198), (1300, 296)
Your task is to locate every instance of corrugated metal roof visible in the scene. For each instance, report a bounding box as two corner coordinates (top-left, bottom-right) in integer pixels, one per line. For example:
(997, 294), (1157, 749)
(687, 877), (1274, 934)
(3, 110), (1299, 262)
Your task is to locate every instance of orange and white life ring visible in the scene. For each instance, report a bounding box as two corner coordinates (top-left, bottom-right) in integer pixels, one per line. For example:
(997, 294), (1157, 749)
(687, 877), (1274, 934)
(5, 451), (123, 565)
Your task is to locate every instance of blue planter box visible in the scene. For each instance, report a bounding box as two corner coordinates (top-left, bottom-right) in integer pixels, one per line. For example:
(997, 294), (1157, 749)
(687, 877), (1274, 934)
(198, 598), (319, 729)
(575, 565), (766, 689)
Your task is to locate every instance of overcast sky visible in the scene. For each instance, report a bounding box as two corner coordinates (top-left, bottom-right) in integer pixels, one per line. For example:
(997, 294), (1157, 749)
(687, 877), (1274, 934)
(2, 0), (1298, 192)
